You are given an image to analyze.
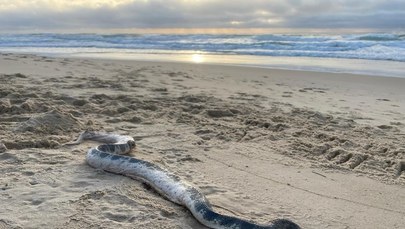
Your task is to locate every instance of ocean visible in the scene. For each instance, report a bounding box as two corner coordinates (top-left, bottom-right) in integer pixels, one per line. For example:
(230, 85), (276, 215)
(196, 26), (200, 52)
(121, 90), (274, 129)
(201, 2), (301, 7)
(1, 33), (404, 77)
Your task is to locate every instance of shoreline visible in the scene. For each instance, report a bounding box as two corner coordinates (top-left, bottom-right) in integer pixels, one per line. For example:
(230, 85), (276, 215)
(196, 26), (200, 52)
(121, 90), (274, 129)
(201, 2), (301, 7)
(70, 53), (405, 78)
(1, 53), (404, 228)
(1, 50), (405, 78)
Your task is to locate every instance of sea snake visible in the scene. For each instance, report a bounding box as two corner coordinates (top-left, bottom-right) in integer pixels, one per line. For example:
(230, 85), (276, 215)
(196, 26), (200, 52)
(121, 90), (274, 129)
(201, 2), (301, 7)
(67, 131), (300, 229)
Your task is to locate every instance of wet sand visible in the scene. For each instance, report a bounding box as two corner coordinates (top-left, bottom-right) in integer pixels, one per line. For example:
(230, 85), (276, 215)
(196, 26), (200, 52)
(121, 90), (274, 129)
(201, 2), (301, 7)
(0, 53), (404, 228)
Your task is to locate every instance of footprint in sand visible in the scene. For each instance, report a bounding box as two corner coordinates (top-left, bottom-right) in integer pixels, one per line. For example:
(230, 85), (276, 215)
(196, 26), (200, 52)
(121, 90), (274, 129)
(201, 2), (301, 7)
(395, 161), (405, 178)
(299, 87), (328, 93)
(282, 91), (293, 98)
(377, 98), (390, 101)
(0, 143), (7, 153)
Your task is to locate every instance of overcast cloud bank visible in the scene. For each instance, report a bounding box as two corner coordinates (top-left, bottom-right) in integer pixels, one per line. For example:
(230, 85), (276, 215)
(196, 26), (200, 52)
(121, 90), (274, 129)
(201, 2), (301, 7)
(0, 0), (404, 32)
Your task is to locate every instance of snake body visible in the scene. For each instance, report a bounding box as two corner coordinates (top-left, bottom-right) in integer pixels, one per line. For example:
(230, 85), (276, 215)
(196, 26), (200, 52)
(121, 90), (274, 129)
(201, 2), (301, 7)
(68, 131), (300, 229)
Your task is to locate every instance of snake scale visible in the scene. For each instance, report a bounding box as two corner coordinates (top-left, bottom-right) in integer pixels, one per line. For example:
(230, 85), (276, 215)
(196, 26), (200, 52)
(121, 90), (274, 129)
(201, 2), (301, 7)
(67, 131), (300, 229)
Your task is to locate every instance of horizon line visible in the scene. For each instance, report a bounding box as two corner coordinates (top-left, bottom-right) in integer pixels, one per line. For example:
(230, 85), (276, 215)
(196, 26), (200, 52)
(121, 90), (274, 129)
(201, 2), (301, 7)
(1, 27), (402, 35)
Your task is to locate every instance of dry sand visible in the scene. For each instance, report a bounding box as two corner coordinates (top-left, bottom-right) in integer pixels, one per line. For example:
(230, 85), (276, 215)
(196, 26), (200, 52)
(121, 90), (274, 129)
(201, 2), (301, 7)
(0, 53), (404, 229)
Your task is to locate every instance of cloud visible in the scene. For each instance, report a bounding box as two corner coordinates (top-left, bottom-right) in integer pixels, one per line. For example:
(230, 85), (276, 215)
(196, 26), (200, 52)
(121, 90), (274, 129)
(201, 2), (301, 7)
(0, 0), (404, 32)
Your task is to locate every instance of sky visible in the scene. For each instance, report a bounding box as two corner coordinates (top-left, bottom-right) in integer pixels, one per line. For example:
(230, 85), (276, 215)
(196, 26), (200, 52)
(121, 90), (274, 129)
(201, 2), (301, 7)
(0, 0), (404, 33)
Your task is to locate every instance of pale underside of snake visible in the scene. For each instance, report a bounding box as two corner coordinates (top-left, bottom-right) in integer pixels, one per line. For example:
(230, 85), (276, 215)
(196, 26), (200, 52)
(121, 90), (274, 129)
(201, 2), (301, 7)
(66, 131), (300, 229)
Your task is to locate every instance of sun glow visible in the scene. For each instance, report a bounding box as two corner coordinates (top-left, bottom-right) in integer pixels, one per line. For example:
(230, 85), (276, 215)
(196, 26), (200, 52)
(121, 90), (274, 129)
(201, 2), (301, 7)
(191, 54), (204, 63)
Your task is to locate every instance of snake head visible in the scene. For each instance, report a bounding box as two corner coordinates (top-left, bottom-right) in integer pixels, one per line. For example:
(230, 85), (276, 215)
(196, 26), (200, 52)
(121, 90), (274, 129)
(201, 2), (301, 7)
(127, 140), (136, 149)
(270, 219), (301, 229)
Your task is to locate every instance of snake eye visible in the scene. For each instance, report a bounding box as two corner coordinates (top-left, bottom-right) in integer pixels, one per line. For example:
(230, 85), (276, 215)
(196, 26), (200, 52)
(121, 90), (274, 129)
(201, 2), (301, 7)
(128, 140), (136, 149)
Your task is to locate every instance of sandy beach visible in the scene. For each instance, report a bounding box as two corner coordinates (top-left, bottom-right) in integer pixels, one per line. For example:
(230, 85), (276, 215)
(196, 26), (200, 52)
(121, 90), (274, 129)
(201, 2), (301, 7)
(0, 53), (404, 229)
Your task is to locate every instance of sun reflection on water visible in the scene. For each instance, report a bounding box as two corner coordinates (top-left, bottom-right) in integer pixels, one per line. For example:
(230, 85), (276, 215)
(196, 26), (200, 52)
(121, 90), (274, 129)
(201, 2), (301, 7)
(191, 54), (204, 63)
